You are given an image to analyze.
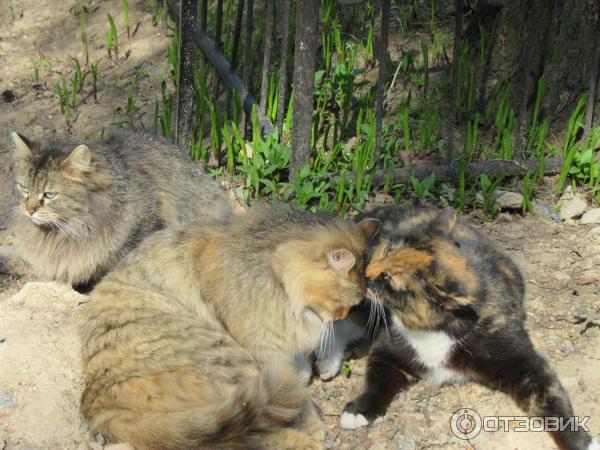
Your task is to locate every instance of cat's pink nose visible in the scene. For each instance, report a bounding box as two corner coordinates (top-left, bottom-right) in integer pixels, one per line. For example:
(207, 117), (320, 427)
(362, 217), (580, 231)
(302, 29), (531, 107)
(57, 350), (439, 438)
(27, 206), (38, 215)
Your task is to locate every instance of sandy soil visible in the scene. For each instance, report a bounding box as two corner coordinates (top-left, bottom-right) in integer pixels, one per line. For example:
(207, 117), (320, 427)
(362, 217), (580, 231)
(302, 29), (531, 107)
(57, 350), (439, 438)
(1, 1), (599, 450)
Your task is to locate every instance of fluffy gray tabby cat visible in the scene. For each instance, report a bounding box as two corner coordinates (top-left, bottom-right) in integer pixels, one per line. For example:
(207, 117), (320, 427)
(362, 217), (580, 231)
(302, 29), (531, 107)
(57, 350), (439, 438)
(8, 129), (233, 286)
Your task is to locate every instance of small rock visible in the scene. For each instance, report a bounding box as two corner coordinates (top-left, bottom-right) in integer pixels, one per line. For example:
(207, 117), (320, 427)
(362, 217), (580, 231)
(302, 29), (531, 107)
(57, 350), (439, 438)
(577, 271), (600, 285)
(559, 195), (588, 220)
(559, 185), (576, 201)
(475, 192), (485, 204)
(533, 201), (561, 220)
(496, 212), (513, 223)
(552, 271), (571, 282)
(395, 435), (416, 450)
(563, 345), (575, 354)
(0, 390), (14, 410)
(494, 191), (523, 209)
(580, 208), (600, 224)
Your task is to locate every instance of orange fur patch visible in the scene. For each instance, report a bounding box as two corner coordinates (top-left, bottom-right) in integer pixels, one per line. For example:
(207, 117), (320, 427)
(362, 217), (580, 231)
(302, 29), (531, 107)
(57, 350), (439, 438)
(366, 248), (433, 279)
(436, 244), (477, 292)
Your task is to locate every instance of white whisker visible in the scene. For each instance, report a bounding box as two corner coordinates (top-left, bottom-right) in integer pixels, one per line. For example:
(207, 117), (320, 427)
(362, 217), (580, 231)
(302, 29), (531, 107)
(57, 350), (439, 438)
(317, 319), (335, 357)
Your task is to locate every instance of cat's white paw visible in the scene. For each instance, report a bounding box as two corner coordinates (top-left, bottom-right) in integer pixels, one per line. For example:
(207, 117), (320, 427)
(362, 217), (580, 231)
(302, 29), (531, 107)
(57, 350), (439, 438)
(588, 438), (600, 450)
(315, 356), (342, 381)
(340, 411), (368, 429)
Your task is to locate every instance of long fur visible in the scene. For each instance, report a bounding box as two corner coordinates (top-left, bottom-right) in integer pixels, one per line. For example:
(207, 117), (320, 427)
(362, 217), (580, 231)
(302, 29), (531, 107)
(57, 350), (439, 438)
(81, 203), (379, 449)
(10, 129), (233, 285)
(341, 206), (596, 450)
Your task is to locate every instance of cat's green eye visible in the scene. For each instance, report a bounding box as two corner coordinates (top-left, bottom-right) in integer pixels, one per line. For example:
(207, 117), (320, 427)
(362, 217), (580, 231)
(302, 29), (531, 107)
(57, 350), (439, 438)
(44, 191), (58, 199)
(18, 183), (29, 194)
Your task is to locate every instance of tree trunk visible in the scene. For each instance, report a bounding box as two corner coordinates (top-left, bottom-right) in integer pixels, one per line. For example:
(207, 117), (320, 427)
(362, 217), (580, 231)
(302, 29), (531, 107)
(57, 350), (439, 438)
(583, 6), (600, 142)
(474, 0), (600, 127)
(290, 0), (319, 176)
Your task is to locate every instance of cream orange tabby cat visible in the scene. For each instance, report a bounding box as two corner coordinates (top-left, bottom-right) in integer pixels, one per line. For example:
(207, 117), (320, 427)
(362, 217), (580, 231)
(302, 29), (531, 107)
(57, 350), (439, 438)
(81, 203), (380, 449)
(9, 129), (232, 287)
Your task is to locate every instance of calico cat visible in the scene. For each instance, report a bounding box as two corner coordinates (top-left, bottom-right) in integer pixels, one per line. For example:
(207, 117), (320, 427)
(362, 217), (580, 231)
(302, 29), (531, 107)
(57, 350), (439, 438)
(8, 129), (233, 286)
(81, 203), (380, 450)
(322, 206), (597, 450)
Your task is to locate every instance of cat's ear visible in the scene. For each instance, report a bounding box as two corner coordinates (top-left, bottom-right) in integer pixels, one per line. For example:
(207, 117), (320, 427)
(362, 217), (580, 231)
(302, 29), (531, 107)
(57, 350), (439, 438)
(9, 130), (34, 160)
(356, 218), (381, 242)
(62, 145), (93, 175)
(327, 248), (356, 273)
(432, 208), (457, 234)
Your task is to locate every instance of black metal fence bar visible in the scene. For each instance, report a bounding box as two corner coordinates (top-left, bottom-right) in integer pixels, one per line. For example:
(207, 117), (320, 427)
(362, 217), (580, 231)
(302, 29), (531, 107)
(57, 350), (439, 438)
(165, 0), (276, 137)
(175, 0), (198, 149)
(374, 0), (390, 165)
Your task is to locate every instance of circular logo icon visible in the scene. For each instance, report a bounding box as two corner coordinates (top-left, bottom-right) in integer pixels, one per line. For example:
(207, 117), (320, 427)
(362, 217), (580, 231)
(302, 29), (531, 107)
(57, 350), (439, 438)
(450, 408), (482, 440)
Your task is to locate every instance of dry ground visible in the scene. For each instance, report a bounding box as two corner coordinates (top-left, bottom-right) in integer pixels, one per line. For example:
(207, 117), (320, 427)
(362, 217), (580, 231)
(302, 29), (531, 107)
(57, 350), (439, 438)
(1, 1), (599, 449)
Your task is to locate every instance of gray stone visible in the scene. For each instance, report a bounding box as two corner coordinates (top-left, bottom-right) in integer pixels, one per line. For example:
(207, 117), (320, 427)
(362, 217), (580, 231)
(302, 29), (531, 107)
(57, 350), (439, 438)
(581, 208), (600, 224)
(559, 185), (576, 201)
(395, 435), (417, 450)
(0, 389), (14, 410)
(533, 201), (561, 220)
(552, 271), (571, 282)
(494, 191), (523, 209)
(496, 213), (513, 223)
(559, 195), (588, 220)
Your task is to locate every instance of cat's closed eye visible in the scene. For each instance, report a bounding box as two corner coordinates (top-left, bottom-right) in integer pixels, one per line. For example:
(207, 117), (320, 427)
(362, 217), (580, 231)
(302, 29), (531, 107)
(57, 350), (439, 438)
(44, 191), (58, 199)
(18, 183), (29, 194)
(379, 272), (391, 282)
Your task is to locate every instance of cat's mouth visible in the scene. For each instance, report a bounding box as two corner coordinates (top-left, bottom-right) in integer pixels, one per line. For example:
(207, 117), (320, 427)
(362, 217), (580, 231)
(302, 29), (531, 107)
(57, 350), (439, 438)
(366, 281), (403, 308)
(30, 216), (50, 226)
(303, 306), (350, 323)
(366, 282), (386, 302)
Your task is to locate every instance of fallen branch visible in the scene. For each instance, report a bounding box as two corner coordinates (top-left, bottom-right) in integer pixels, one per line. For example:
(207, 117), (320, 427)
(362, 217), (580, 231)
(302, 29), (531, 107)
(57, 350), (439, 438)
(329, 157), (563, 187)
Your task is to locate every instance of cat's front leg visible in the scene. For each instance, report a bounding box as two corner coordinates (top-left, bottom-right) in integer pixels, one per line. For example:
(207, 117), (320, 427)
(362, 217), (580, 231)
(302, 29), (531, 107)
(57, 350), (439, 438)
(341, 345), (411, 429)
(293, 354), (314, 385)
(314, 316), (366, 381)
(490, 342), (597, 450)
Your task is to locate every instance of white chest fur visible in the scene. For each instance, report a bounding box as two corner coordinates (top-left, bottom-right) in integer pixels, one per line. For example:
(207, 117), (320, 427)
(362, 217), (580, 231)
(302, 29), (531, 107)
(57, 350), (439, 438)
(392, 316), (466, 385)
